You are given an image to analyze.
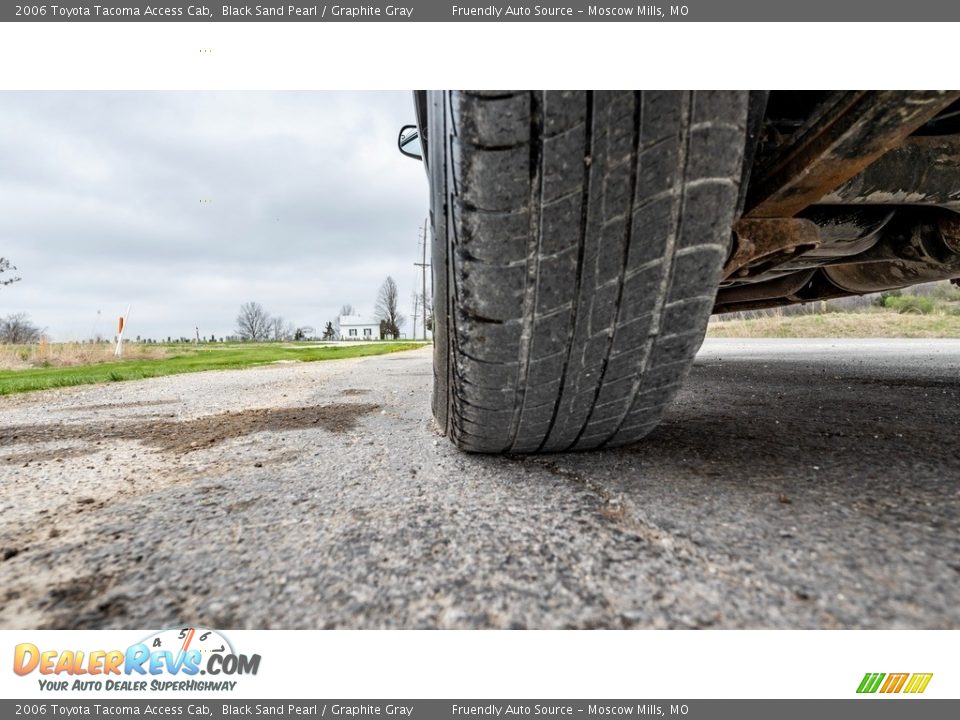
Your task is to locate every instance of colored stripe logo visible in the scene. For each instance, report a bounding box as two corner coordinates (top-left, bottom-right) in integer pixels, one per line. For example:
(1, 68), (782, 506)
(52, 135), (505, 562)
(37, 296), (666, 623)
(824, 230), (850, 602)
(857, 672), (933, 694)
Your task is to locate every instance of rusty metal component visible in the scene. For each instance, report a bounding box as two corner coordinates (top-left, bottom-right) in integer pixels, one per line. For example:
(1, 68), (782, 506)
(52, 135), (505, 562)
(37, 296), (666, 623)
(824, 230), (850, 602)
(731, 209), (895, 283)
(820, 135), (960, 210)
(936, 211), (960, 254)
(713, 271), (855, 315)
(714, 210), (960, 312)
(724, 218), (821, 280)
(823, 212), (960, 293)
(745, 91), (960, 218)
(715, 269), (816, 307)
(798, 208), (895, 259)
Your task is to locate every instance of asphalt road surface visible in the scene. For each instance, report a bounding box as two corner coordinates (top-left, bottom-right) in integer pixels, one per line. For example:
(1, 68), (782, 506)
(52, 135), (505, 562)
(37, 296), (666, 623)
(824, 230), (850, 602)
(1, 339), (957, 629)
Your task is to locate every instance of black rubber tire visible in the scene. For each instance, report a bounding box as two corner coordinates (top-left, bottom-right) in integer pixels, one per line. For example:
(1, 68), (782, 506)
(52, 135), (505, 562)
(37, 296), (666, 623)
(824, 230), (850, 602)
(428, 91), (749, 453)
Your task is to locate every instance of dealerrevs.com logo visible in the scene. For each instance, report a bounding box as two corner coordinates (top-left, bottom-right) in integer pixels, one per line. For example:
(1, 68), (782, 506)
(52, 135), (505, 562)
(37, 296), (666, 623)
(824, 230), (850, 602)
(857, 673), (933, 694)
(13, 627), (260, 692)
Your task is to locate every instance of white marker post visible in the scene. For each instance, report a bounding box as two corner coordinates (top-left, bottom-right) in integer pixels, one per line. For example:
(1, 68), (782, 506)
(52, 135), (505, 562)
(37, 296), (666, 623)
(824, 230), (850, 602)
(114, 304), (131, 357)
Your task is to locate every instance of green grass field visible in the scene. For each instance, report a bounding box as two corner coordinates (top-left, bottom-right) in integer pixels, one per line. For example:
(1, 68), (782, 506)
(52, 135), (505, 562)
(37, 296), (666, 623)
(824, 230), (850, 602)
(707, 311), (960, 338)
(0, 342), (428, 396)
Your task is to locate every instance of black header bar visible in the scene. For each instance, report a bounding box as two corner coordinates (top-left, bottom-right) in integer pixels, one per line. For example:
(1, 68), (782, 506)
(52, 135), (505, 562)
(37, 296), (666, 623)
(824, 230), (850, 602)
(4, 1), (960, 22)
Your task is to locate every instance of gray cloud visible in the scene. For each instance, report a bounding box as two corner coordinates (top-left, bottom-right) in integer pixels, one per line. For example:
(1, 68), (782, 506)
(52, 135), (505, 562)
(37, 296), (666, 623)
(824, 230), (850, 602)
(0, 91), (430, 340)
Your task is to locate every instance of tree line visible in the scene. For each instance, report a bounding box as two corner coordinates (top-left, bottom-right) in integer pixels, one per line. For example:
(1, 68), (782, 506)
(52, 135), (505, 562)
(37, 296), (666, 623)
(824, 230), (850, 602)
(234, 301), (314, 342)
(0, 258), (418, 344)
(236, 275), (408, 342)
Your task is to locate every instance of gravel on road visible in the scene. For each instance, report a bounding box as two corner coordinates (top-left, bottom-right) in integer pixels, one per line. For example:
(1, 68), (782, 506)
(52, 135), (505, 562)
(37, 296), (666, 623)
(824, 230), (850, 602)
(1, 340), (957, 629)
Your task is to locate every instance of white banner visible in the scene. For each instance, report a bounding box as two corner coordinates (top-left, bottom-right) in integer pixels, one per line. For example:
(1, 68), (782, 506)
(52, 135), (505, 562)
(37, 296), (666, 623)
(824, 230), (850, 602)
(2, 630), (955, 700)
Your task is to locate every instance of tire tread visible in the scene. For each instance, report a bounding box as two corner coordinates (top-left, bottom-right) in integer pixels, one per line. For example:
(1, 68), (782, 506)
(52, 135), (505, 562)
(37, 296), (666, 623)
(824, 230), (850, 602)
(430, 90), (748, 453)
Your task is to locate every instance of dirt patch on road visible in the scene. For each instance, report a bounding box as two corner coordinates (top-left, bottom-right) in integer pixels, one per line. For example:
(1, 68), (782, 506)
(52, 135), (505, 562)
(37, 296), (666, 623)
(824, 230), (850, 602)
(340, 388), (370, 396)
(56, 399), (181, 411)
(2, 445), (98, 465)
(138, 403), (380, 453)
(0, 403), (380, 455)
(38, 572), (127, 629)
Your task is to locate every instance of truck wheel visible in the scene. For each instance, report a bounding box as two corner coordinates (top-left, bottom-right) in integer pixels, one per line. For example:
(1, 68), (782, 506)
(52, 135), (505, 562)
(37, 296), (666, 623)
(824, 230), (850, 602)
(428, 91), (749, 453)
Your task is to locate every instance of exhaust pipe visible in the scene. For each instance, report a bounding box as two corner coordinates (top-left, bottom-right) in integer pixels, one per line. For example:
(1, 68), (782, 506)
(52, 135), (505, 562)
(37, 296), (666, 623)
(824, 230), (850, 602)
(823, 212), (960, 293)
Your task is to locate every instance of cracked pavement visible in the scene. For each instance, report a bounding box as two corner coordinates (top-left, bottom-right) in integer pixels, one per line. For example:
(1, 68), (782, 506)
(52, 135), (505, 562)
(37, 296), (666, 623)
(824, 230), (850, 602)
(1, 339), (958, 629)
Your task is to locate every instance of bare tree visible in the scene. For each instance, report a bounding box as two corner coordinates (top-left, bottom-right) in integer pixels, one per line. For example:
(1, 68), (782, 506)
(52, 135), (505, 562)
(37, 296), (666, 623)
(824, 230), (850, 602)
(0, 313), (42, 343)
(333, 303), (355, 339)
(375, 276), (405, 339)
(322, 321), (336, 340)
(0, 258), (21, 287)
(236, 302), (272, 341)
(270, 316), (285, 341)
(268, 316), (296, 341)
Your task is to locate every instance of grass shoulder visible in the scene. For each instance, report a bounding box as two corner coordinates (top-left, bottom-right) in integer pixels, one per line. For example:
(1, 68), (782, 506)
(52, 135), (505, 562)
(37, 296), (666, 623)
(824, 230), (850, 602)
(0, 341), (429, 396)
(708, 310), (960, 339)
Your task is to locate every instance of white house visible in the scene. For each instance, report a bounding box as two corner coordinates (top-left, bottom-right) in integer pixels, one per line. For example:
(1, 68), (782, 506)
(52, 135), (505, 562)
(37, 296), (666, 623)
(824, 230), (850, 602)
(338, 314), (380, 340)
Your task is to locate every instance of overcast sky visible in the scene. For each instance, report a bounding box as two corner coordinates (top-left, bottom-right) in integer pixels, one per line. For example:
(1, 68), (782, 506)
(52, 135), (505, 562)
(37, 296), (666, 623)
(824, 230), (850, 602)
(0, 92), (430, 341)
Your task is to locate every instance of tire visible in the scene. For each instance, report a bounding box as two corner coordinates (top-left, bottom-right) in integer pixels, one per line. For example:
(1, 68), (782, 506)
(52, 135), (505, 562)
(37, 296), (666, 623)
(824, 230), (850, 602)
(428, 91), (749, 453)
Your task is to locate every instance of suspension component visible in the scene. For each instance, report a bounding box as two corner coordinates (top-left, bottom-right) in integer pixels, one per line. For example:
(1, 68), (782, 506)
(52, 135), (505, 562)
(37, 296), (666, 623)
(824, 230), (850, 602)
(723, 218), (820, 281)
(824, 211), (960, 293)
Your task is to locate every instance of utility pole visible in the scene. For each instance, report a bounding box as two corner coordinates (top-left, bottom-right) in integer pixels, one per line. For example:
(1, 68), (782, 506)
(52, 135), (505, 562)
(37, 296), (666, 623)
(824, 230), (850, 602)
(414, 218), (430, 340)
(411, 291), (419, 339)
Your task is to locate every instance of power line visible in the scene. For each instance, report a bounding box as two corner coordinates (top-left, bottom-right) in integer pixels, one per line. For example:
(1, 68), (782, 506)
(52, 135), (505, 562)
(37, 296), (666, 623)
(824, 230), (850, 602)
(414, 217), (430, 341)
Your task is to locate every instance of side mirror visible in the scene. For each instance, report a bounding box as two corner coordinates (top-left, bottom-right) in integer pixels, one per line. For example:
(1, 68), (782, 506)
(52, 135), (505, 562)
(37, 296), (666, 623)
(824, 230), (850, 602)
(398, 124), (423, 160)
